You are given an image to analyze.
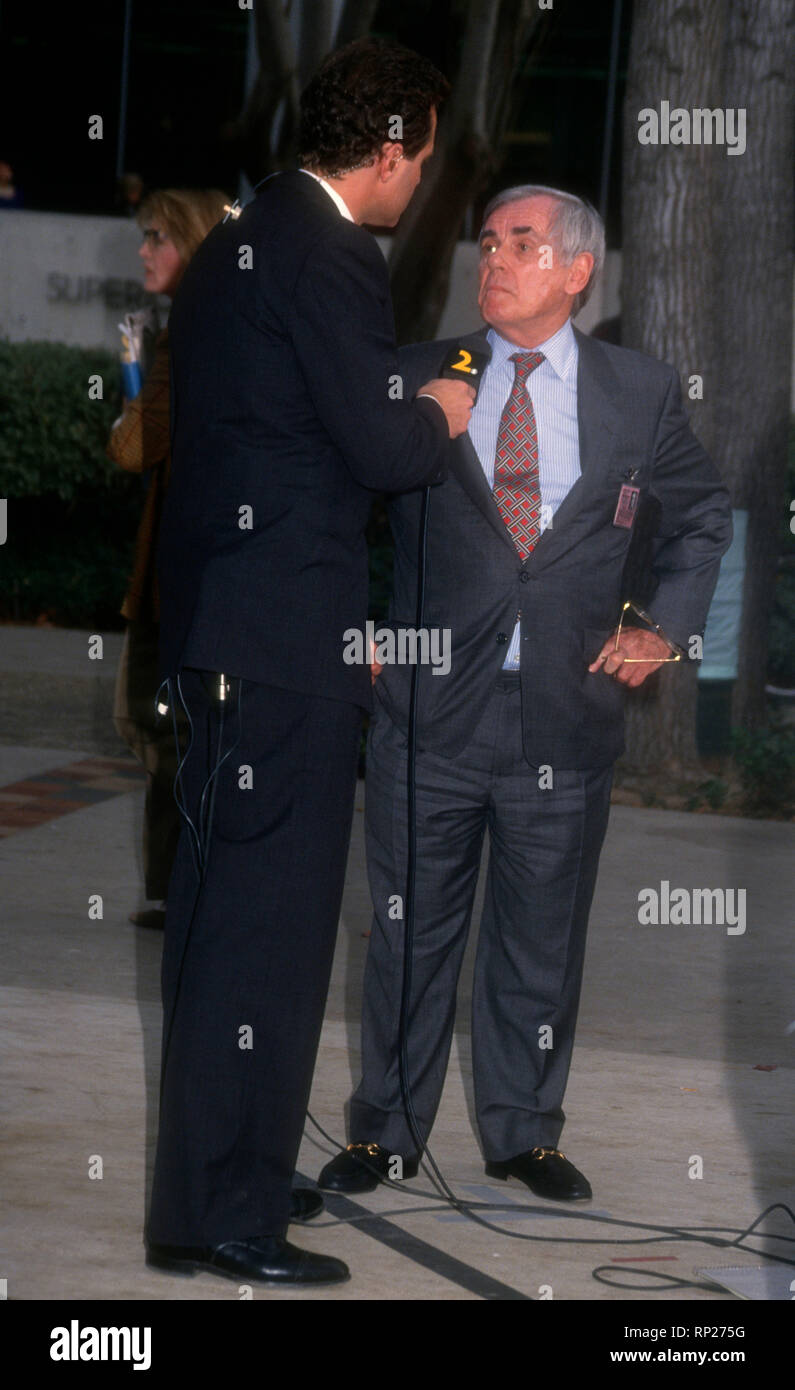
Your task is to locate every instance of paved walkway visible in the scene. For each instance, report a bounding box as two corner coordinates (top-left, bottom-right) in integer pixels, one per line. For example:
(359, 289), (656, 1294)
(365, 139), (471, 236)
(1, 628), (793, 1304)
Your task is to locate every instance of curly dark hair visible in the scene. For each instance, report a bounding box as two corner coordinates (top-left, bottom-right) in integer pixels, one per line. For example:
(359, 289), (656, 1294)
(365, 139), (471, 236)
(299, 37), (449, 177)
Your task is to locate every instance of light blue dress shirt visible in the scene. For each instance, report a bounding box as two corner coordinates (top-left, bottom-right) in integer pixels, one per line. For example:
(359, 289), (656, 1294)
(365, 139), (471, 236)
(467, 319), (581, 668)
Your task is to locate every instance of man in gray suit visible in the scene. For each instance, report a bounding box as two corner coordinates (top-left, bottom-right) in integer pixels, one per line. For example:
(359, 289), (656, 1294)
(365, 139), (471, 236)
(319, 185), (732, 1202)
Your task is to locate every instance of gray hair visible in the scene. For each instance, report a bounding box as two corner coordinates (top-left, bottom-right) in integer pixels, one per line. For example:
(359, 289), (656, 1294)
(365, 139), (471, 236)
(480, 184), (605, 315)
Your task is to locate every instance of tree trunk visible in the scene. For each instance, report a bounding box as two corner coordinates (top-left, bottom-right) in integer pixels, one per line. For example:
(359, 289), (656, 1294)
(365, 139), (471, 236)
(297, 1), (335, 89)
(236, 0), (301, 183)
(388, 0), (545, 344)
(714, 0), (795, 729)
(335, 0), (380, 46)
(621, 0), (723, 772)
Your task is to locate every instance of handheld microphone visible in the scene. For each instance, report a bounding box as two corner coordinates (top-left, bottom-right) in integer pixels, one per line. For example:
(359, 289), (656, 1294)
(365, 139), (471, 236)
(394, 338), (492, 1208)
(439, 341), (492, 402)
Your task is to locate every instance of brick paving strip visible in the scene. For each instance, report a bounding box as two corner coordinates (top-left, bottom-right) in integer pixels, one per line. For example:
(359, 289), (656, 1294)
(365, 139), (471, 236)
(0, 757), (145, 837)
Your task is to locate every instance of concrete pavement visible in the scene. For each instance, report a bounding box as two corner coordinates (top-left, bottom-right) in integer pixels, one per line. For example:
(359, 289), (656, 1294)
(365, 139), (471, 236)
(1, 627), (793, 1302)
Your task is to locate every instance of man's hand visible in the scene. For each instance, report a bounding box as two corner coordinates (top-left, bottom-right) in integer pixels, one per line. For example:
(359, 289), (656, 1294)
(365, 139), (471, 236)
(588, 628), (675, 688)
(419, 378), (476, 438)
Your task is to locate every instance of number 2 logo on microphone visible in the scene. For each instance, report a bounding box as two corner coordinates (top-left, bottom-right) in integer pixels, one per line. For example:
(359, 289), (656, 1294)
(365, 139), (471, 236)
(440, 344), (492, 401)
(450, 348), (476, 376)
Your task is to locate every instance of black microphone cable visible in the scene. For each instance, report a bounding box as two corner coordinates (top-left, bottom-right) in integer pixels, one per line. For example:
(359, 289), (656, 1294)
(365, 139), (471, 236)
(392, 483), (542, 1236)
(306, 483), (495, 1230)
(157, 676), (203, 880)
(310, 346), (581, 1240)
(306, 1101), (795, 1286)
(221, 172), (282, 224)
(195, 675), (243, 877)
(398, 484), (457, 1202)
(154, 672), (243, 1110)
(387, 356), (550, 1235)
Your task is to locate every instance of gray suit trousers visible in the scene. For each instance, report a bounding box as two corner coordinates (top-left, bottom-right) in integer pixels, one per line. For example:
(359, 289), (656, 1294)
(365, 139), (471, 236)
(349, 673), (613, 1161)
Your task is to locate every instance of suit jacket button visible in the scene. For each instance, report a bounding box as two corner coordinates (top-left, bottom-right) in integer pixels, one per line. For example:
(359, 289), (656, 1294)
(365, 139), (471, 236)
(496, 632), (508, 644)
(520, 570), (530, 582)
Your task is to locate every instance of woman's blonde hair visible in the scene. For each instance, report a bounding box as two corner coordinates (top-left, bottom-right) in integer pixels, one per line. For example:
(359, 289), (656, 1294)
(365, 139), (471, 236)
(138, 187), (231, 264)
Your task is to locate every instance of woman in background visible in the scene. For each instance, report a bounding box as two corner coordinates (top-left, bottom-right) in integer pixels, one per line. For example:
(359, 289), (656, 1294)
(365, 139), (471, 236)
(109, 187), (230, 929)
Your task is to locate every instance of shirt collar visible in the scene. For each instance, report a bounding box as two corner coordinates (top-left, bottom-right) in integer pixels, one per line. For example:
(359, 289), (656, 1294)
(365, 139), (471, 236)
(486, 318), (578, 382)
(299, 168), (355, 223)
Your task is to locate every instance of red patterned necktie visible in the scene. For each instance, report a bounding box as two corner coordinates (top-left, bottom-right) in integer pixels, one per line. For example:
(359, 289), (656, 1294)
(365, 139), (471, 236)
(493, 350), (545, 558)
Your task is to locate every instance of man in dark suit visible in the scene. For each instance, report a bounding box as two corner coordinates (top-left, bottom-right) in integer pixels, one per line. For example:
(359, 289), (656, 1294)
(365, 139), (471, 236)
(319, 184), (732, 1203)
(145, 39), (476, 1287)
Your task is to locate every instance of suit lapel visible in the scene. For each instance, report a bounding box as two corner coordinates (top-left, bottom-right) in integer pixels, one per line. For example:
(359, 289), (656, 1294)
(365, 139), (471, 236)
(573, 326), (623, 474)
(522, 327), (623, 569)
(450, 429), (520, 558)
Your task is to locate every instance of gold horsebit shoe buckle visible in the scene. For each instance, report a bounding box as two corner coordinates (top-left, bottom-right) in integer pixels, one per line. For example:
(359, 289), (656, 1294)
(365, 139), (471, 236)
(346, 1143), (566, 1161)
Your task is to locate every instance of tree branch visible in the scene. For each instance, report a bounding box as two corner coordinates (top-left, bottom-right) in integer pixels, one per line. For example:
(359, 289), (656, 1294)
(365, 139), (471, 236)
(335, 0), (380, 46)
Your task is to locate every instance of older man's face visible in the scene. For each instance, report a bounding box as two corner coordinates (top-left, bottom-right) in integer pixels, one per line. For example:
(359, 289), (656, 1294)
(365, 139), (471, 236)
(477, 195), (590, 346)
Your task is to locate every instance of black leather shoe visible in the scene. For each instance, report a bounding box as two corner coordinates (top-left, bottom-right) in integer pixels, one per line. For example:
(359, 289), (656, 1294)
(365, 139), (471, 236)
(290, 1186), (323, 1222)
(146, 1236), (349, 1285)
(318, 1143), (419, 1194)
(485, 1147), (592, 1201)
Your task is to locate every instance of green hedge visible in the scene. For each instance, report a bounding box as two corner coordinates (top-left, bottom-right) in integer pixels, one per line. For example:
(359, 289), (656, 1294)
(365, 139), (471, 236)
(0, 340), (140, 627)
(731, 722), (795, 818)
(0, 340), (125, 497)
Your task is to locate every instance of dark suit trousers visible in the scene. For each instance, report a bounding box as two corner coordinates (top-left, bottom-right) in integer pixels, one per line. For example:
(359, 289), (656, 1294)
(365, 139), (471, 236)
(147, 671), (361, 1246)
(350, 674), (612, 1160)
(113, 619), (183, 901)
